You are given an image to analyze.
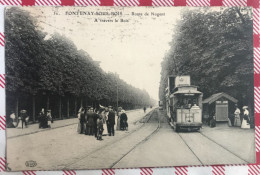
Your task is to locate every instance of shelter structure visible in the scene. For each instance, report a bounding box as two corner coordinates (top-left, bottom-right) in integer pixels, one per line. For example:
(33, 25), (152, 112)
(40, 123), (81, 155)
(202, 92), (238, 122)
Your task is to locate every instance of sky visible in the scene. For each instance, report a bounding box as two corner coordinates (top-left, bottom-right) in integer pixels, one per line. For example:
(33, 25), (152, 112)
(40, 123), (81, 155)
(25, 6), (183, 101)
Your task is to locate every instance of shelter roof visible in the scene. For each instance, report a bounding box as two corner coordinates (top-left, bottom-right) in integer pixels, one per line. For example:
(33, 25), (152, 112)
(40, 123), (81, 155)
(202, 92), (238, 104)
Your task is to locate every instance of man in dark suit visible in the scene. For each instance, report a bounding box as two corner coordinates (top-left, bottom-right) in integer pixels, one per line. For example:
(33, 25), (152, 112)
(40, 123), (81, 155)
(85, 106), (95, 135)
(107, 106), (115, 136)
(93, 109), (99, 138)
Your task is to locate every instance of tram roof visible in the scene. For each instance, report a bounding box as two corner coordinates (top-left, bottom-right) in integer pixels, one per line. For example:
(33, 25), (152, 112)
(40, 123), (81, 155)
(171, 86), (202, 96)
(172, 89), (202, 95)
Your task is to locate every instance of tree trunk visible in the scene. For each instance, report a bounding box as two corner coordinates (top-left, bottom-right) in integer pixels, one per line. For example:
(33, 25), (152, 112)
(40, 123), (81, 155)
(32, 96), (35, 122)
(15, 97), (19, 121)
(74, 98), (77, 117)
(80, 98), (83, 108)
(67, 98), (70, 118)
(59, 96), (62, 119)
(46, 95), (50, 110)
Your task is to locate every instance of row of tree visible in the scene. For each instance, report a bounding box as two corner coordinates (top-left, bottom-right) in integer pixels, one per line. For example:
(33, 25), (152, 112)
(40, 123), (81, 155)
(5, 7), (154, 121)
(159, 7), (254, 115)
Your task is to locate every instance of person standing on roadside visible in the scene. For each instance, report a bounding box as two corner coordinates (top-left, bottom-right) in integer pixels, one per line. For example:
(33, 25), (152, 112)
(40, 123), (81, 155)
(234, 105), (241, 127)
(117, 107), (122, 130)
(46, 110), (52, 128)
(103, 107), (109, 135)
(39, 108), (48, 129)
(143, 106), (146, 113)
(77, 107), (85, 134)
(7, 111), (16, 128)
(97, 109), (104, 140)
(93, 109), (99, 138)
(241, 106), (250, 129)
(17, 110), (28, 129)
(120, 110), (128, 130)
(85, 107), (95, 135)
(107, 106), (115, 136)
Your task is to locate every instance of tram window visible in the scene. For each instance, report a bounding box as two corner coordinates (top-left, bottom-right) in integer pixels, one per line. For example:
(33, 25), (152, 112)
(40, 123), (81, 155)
(174, 95), (198, 109)
(180, 96), (198, 108)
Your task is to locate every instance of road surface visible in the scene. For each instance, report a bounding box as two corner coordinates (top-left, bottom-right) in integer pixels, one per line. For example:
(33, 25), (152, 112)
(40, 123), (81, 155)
(6, 108), (255, 171)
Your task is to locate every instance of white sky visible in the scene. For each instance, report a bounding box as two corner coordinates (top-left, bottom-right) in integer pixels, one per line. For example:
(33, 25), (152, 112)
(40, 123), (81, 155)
(24, 6), (183, 101)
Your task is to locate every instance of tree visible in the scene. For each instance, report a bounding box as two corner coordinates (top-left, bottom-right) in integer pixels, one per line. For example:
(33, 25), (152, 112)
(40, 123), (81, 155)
(5, 7), (155, 119)
(159, 7), (253, 111)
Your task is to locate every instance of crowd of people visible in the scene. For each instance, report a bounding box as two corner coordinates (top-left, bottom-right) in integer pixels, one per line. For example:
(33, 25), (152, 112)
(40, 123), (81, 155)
(7, 110), (30, 129)
(77, 105), (128, 141)
(6, 108), (53, 129)
(6, 105), (129, 136)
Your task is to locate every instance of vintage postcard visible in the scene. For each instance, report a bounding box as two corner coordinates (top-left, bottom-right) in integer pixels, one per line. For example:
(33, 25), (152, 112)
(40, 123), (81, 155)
(5, 6), (255, 171)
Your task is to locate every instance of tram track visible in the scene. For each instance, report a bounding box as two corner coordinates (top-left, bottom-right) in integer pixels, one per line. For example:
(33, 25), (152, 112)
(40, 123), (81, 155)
(161, 109), (249, 165)
(198, 131), (250, 164)
(111, 110), (161, 168)
(177, 132), (204, 165)
(63, 109), (160, 170)
(177, 130), (249, 165)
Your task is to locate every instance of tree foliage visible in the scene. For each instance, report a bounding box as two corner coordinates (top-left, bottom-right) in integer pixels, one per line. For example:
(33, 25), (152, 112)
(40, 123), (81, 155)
(159, 7), (254, 109)
(5, 7), (153, 112)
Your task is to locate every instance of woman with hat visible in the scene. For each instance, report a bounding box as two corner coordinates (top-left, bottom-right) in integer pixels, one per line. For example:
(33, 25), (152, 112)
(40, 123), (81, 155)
(97, 108), (105, 140)
(116, 107), (122, 130)
(234, 105), (241, 127)
(17, 110), (28, 129)
(241, 106), (250, 129)
(39, 108), (48, 129)
(100, 107), (108, 136)
(47, 110), (52, 128)
(77, 107), (85, 134)
(120, 110), (128, 130)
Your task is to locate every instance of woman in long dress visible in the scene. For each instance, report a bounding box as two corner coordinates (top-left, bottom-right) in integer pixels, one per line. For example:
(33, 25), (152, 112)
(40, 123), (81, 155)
(241, 106), (250, 129)
(96, 113), (104, 140)
(77, 108), (82, 133)
(234, 106), (241, 127)
(120, 110), (128, 130)
(77, 107), (85, 134)
(116, 107), (122, 130)
(85, 107), (95, 135)
(47, 110), (52, 128)
(17, 110), (28, 129)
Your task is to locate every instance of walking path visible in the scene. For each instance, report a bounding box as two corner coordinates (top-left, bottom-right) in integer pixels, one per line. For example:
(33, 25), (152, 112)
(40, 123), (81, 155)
(7, 108), (151, 139)
(6, 108), (153, 171)
(7, 118), (78, 138)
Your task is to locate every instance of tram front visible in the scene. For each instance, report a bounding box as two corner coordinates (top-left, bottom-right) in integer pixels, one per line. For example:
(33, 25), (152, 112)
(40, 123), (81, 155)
(170, 85), (203, 132)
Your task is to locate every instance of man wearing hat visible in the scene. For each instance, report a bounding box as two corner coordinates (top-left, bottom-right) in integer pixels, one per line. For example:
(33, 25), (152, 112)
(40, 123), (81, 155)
(85, 106), (95, 135)
(107, 106), (115, 136)
(21, 110), (28, 129)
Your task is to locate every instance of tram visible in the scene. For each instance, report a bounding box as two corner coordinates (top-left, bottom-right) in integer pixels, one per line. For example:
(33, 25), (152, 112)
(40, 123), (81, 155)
(165, 75), (203, 132)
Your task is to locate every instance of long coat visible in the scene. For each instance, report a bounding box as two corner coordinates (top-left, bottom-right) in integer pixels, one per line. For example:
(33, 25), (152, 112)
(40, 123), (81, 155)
(86, 112), (95, 126)
(107, 111), (115, 125)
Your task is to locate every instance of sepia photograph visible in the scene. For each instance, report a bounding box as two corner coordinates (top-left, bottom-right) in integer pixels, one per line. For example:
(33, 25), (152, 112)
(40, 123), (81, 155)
(5, 6), (255, 171)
